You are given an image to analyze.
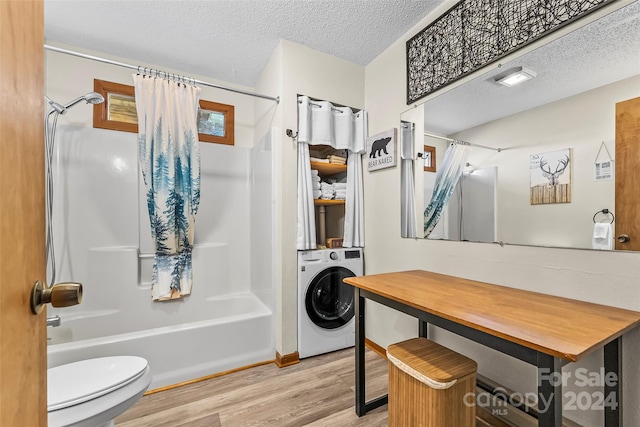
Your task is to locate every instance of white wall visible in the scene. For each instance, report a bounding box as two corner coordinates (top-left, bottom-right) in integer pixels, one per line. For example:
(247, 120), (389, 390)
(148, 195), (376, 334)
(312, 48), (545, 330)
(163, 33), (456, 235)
(255, 40), (365, 356)
(451, 75), (640, 249)
(365, 6), (640, 427)
(254, 42), (284, 354)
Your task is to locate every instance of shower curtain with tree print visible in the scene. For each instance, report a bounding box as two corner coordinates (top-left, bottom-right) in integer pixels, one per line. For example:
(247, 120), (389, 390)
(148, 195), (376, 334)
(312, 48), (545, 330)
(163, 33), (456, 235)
(423, 141), (470, 238)
(134, 75), (201, 301)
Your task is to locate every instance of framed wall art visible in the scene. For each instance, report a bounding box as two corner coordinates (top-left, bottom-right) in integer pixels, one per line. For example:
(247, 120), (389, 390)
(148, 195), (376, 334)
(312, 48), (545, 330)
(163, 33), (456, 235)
(367, 128), (397, 172)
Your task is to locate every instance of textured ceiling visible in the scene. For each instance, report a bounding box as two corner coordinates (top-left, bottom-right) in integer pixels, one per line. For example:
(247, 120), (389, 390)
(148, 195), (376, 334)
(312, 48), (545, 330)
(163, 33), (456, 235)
(421, 1), (640, 136)
(45, 0), (443, 87)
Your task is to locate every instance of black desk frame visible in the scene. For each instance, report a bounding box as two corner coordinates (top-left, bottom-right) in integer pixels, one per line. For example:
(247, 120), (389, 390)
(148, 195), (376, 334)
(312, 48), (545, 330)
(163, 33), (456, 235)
(354, 287), (623, 427)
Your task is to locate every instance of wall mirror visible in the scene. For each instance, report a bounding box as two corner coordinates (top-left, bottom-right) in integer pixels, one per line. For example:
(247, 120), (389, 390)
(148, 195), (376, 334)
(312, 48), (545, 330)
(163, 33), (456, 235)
(400, 0), (640, 251)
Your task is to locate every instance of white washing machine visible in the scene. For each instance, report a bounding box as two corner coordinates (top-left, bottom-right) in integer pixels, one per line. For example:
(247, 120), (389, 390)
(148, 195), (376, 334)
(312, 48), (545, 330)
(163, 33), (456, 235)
(297, 248), (363, 359)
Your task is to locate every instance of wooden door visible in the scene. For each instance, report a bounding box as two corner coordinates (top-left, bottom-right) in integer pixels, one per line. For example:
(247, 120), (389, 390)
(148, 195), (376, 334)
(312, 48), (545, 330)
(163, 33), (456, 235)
(615, 96), (640, 251)
(0, 1), (47, 426)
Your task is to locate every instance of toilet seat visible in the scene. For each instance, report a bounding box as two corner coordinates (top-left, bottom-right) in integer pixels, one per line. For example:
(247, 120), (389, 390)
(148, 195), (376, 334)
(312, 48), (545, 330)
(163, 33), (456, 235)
(48, 356), (148, 411)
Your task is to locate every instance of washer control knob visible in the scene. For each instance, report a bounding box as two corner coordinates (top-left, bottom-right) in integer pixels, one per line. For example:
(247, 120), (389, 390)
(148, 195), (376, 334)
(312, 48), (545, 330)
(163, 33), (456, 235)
(329, 251), (338, 260)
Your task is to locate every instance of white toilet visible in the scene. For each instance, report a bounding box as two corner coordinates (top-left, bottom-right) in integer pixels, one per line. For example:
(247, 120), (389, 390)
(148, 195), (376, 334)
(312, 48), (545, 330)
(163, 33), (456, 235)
(48, 356), (151, 427)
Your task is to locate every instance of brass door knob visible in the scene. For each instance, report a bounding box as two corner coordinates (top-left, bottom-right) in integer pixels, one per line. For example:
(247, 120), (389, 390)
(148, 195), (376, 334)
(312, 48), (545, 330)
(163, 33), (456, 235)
(31, 280), (83, 314)
(617, 234), (631, 243)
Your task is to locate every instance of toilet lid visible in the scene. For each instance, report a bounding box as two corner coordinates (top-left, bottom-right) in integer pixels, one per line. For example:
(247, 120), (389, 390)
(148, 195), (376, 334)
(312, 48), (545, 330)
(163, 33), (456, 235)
(48, 356), (149, 411)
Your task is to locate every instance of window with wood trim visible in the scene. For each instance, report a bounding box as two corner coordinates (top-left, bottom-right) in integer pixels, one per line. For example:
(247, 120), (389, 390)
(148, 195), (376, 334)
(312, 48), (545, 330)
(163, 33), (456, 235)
(93, 78), (235, 145)
(423, 145), (436, 172)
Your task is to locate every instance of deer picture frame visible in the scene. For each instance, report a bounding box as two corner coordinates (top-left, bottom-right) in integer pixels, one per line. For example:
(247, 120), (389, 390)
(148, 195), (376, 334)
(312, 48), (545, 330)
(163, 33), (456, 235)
(530, 148), (572, 205)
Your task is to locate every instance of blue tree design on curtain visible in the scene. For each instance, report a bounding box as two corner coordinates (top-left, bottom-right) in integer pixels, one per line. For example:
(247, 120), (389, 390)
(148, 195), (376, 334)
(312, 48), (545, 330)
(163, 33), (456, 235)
(423, 142), (470, 238)
(135, 76), (201, 301)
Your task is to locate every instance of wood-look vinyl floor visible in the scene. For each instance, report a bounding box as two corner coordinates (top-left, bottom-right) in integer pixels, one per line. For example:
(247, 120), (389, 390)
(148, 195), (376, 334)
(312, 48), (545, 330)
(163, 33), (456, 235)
(116, 347), (504, 427)
(116, 348), (388, 427)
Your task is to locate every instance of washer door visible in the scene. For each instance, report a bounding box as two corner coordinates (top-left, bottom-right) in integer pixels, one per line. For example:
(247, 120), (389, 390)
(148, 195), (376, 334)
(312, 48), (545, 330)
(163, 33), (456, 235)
(305, 266), (355, 329)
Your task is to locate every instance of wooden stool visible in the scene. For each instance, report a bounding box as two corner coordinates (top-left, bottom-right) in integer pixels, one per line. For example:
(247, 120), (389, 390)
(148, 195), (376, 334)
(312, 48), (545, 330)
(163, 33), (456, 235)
(387, 337), (477, 427)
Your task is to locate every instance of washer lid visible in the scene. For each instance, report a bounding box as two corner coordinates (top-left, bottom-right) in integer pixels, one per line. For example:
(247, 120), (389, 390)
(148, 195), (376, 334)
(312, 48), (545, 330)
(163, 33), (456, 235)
(48, 356), (148, 411)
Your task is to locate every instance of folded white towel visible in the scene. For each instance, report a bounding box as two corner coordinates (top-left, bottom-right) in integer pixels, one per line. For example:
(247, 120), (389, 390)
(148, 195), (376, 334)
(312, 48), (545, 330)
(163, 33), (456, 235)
(333, 183), (347, 189)
(320, 186), (335, 198)
(313, 189), (321, 199)
(312, 181), (321, 190)
(311, 169), (319, 176)
(312, 175), (321, 182)
(310, 157), (329, 163)
(592, 223), (613, 250)
(320, 182), (333, 190)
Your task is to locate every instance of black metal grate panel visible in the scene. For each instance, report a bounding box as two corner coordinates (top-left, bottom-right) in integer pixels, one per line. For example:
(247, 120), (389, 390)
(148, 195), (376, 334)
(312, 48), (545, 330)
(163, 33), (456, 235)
(407, 0), (612, 104)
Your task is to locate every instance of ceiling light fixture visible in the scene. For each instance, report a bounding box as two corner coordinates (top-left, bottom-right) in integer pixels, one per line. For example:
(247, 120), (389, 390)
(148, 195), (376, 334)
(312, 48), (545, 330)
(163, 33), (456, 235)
(494, 67), (537, 87)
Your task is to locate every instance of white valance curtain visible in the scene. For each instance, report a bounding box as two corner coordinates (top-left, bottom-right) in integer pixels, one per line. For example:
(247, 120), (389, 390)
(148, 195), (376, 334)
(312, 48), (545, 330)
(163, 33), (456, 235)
(297, 95), (367, 249)
(400, 122), (416, 238)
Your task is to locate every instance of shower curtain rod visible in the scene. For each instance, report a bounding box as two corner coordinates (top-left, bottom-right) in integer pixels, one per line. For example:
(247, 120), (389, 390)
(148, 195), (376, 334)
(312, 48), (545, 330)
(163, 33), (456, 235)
(45, 45), (280, 103)
(424, 131), (502, 152)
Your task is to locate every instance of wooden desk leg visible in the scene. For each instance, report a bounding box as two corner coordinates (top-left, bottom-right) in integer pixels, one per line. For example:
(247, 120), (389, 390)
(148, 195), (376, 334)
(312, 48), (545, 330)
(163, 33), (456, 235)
(419, 320), (429, 338)
(355, 287), (366, 417)
(604, 338), (622, 426)
(537, 353), (563, 427)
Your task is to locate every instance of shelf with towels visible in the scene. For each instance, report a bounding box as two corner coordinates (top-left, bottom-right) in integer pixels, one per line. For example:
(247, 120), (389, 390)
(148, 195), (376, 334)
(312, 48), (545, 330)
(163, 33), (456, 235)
(310, 161), (347, 177)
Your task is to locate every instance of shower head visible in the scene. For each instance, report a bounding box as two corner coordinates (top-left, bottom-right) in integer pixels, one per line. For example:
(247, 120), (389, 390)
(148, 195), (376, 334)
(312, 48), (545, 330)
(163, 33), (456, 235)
(63, 92), (105, 110)
(46, 91), (105, 115)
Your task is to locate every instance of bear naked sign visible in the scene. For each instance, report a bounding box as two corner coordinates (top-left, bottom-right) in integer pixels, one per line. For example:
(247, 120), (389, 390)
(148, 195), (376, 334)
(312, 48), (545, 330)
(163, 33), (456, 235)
(367, 128), (397, 171)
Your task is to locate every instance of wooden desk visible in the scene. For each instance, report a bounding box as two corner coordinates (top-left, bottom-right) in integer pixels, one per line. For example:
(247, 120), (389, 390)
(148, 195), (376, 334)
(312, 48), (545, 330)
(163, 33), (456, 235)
(344, 270), (640, 427)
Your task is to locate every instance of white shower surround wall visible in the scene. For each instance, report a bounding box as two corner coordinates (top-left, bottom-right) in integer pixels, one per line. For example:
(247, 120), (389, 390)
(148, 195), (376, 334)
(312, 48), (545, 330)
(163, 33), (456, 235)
(46, 86), (275, 389)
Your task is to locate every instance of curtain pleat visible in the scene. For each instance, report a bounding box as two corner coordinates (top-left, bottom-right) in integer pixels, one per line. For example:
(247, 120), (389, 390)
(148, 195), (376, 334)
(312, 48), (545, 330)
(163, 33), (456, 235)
(297, 142), (316, 250)
(423, 142), (470, 238)
(400, 122), (416, 238)
(344, 150), (364, 247)
(134, 75), (201, 301)
(297, 95), (367, 249)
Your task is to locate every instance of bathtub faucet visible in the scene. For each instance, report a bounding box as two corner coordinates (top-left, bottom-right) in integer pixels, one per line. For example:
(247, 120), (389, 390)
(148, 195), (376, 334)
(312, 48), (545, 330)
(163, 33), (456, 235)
(46, 315), (61, 327)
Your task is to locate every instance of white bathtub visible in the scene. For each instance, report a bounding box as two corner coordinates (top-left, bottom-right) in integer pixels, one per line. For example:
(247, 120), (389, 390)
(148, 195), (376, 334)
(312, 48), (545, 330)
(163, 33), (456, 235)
(48, 292), (274, 389)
